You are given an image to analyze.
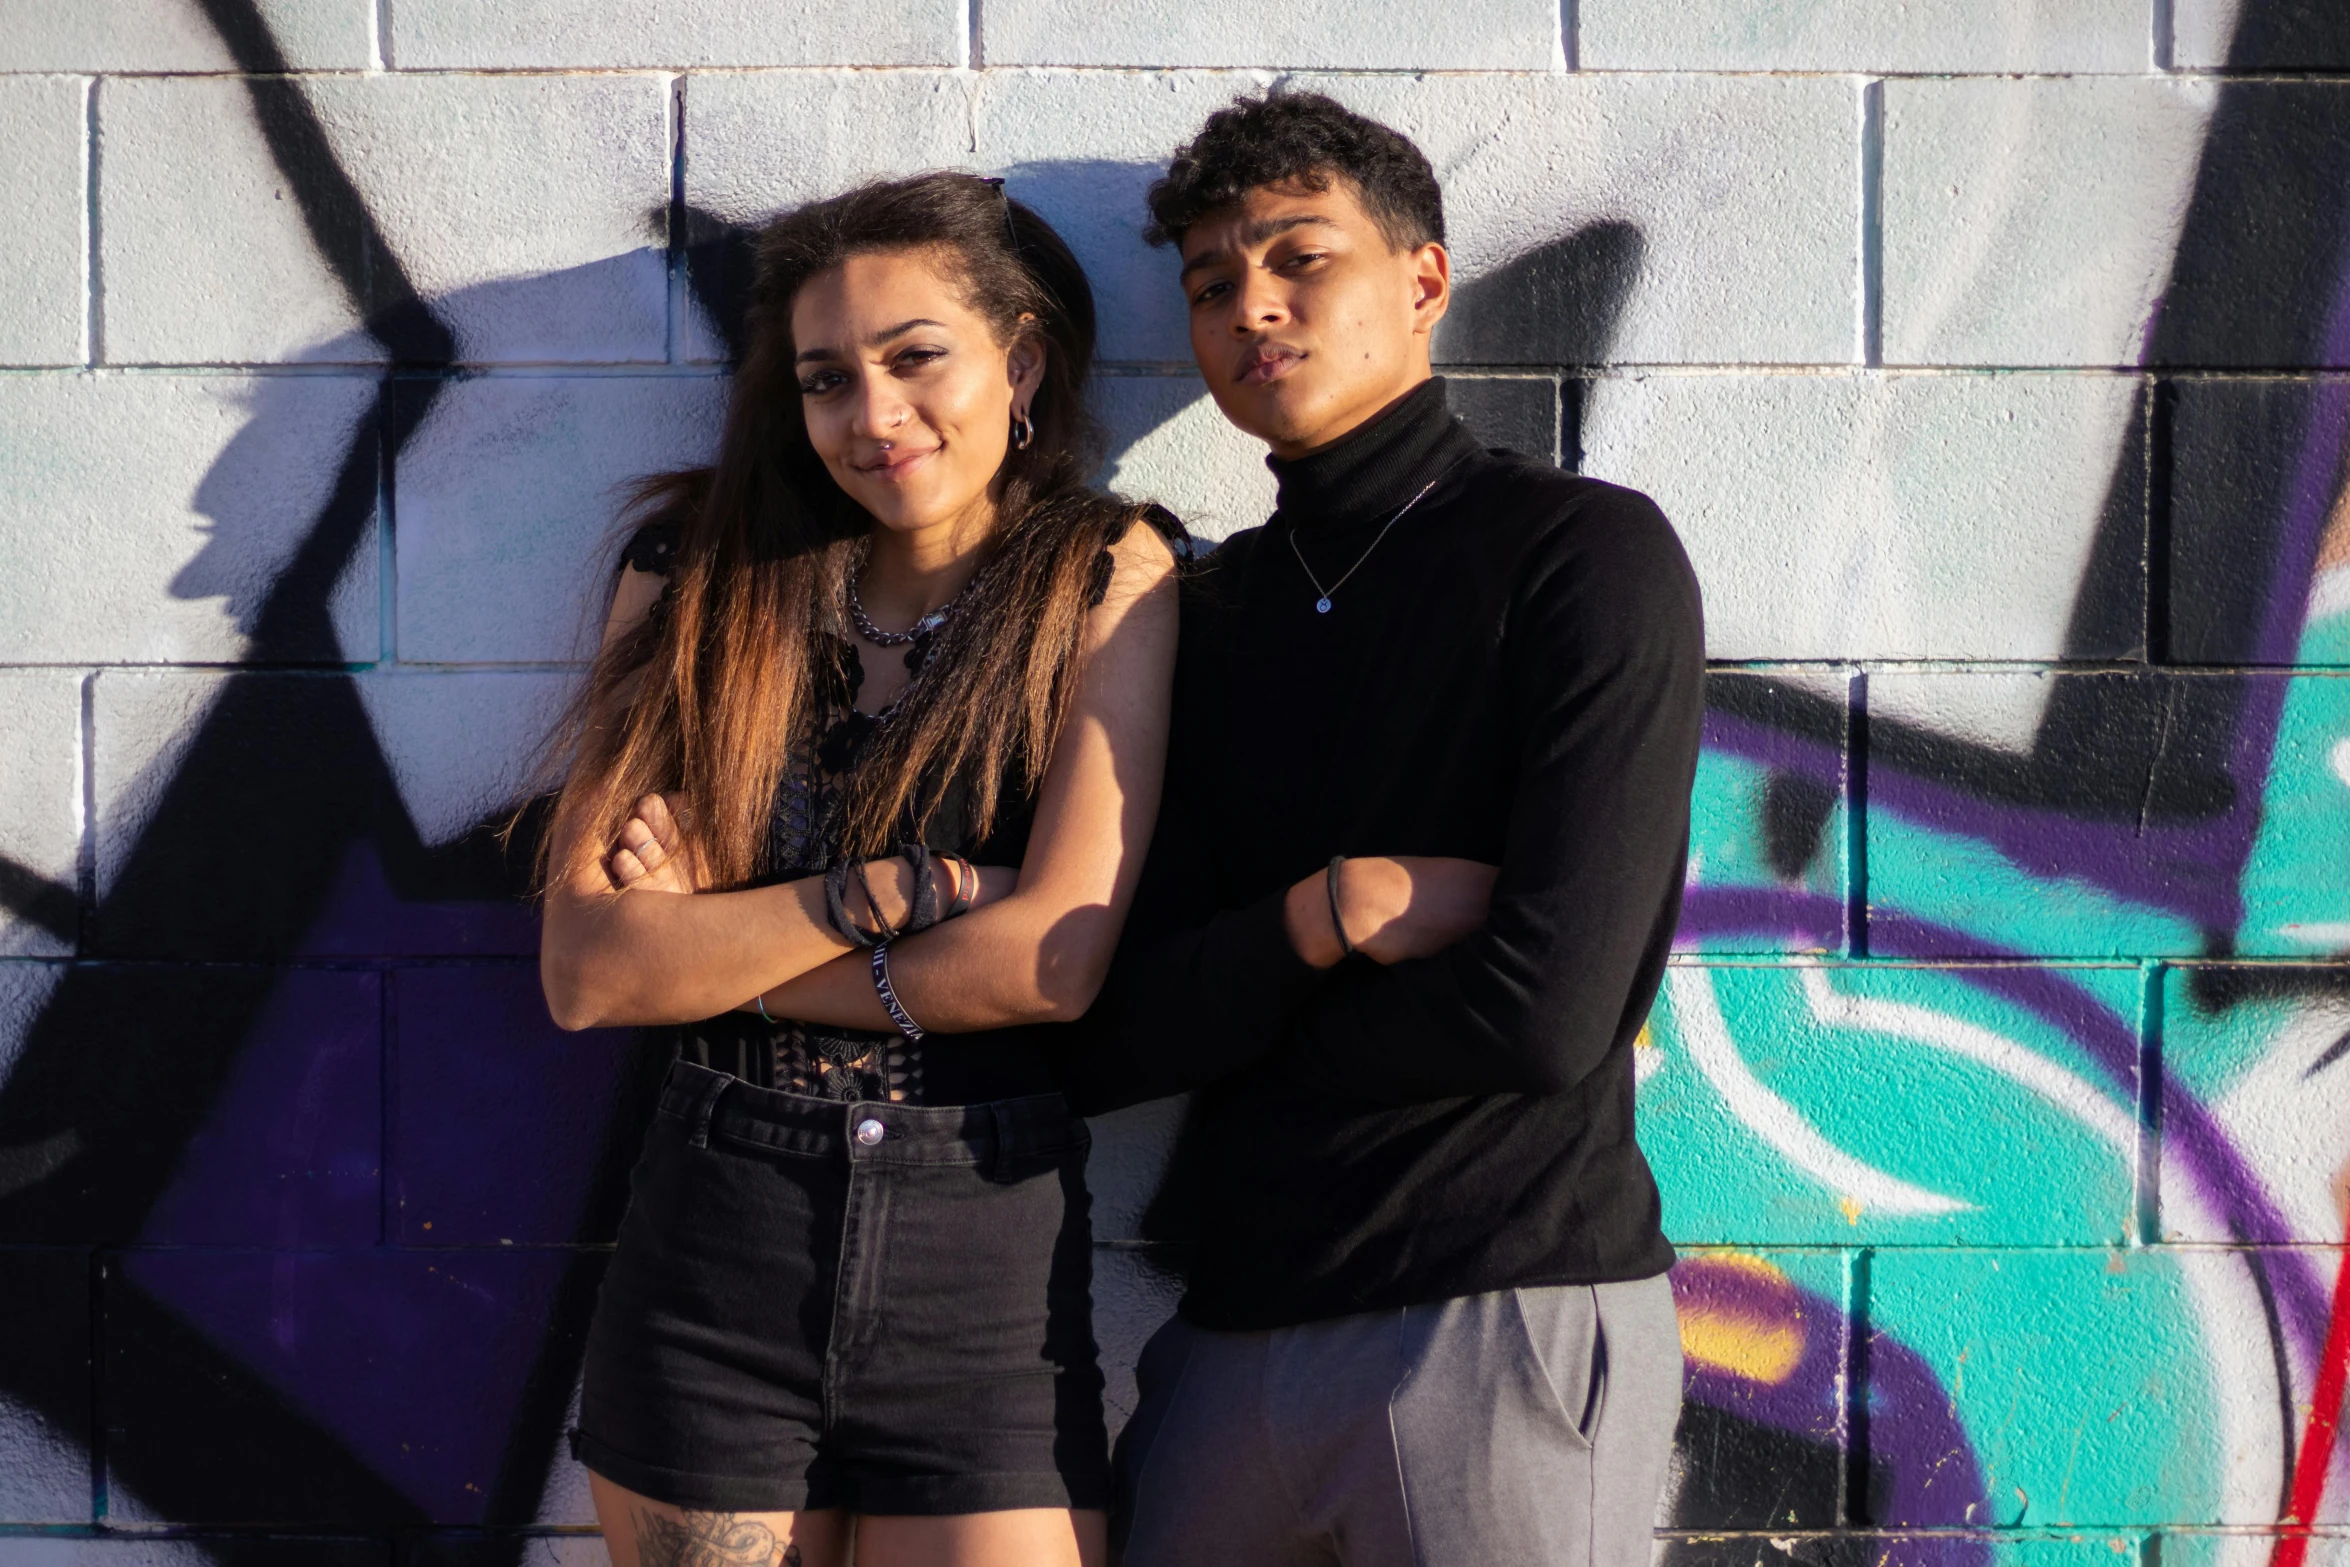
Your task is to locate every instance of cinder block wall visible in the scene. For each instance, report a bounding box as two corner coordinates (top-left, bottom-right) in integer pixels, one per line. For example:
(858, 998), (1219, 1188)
(1, 0), (2346, 1562)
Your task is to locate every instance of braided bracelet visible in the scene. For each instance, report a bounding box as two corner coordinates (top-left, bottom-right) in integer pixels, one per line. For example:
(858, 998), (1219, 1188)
(870, 941), (925, 1042)
(1326, 855), (1356, 959)
(900, 841), (939, 930)
(825, 858), (890, 949)
(826, 847), (964, 949)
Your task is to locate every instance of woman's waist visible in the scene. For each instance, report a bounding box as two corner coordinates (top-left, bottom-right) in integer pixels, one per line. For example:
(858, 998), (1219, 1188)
(653, 1056), (1084, 1167)
(656, 1013), (1067, 1107)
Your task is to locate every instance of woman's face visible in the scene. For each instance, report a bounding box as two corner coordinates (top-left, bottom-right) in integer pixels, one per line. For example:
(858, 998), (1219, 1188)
(791, 246), (1043, 540)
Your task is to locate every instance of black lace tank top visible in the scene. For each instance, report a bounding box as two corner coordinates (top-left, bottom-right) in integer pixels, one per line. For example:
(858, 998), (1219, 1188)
(619, 514), (1157, 1107)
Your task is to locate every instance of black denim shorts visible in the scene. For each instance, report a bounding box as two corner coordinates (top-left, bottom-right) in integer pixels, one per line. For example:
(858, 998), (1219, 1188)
(574, 1059), (1110, 1515)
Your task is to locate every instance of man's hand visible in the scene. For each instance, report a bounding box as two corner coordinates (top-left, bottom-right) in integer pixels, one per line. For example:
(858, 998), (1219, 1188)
(1284, 855), (1501, 969)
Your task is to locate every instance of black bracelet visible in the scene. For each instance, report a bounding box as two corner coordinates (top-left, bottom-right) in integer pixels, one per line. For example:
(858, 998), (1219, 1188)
(1326, 855), (1355, 959)
(901, 842), (939, 931)
(870, 941), (925, 1042)
(823, 858), (890, 949)
(936, 851), (977, 919)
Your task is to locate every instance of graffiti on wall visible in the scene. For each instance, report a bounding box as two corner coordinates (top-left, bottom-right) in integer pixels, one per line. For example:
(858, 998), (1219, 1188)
(0, 0), (2345, 1560)
(1649, 3), (2350, 1554)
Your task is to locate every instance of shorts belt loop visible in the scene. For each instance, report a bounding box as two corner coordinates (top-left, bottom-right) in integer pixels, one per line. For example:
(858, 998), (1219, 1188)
(682, 1070), (731, 1150)
(990, 1101), (1017, 1181)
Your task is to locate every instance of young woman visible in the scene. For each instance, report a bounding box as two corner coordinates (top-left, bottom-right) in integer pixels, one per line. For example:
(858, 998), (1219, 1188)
(537, 173), (1177, 1567)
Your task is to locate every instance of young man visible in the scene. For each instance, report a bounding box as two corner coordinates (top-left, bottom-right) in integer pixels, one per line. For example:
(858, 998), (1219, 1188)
(1064, 91), (1705, 1566)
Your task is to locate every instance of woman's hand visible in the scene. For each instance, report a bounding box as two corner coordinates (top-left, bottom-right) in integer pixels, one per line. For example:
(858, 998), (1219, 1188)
(735, 857), (1020, 1018)
(607, 794), (701, 893)
(609, 796), (1015, 922)
(1284, 855), (1502, 969)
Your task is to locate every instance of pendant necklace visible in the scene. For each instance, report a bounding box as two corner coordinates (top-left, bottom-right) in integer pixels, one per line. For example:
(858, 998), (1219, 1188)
(1286, 471), (1445, 615)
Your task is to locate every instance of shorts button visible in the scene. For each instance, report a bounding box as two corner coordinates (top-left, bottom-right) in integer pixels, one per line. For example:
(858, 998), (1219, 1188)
(855, 1118), (886, 1146)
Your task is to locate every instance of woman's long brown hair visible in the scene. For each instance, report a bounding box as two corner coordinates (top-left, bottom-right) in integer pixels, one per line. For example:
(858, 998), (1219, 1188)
(544, 172), (1149, 891)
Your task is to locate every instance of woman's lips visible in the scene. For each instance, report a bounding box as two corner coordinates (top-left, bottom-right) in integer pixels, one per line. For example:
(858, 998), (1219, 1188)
(1238, 347), (1304, 386)
(857, 446), (938, 482)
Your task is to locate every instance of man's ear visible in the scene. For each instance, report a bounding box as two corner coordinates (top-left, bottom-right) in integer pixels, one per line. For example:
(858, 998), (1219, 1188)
(1410, 241), (1452, 337)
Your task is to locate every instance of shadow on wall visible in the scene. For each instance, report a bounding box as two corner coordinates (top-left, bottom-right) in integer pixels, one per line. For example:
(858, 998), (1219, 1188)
(1, 0), (2348, 1554)
(0, 155), (1658, 1545)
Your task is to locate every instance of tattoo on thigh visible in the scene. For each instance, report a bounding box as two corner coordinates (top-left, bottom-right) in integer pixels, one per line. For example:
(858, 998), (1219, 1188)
(633, 1510), (789, 1567)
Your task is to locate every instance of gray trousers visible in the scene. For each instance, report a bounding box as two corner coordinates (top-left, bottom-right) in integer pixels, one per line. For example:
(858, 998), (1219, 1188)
(1113, 1276), (1683, 1567)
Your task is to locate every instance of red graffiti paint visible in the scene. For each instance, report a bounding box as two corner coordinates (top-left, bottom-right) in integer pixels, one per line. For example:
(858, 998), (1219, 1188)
(2271, 1207), (2350, 1567)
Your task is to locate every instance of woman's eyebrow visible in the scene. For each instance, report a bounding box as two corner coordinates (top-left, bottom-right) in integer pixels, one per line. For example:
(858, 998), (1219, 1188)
(796, 319), (950, 364)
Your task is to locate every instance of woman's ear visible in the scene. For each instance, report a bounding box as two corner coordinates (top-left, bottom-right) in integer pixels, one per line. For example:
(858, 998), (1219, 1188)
(1006, 320), (1047, 404)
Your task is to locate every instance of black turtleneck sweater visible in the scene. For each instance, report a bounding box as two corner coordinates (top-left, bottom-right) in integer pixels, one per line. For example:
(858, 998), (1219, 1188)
(1062, 377), (1704, 1331)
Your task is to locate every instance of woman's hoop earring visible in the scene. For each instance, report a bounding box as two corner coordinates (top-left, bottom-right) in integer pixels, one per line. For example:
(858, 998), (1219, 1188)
(1011, 413), (1034, 451)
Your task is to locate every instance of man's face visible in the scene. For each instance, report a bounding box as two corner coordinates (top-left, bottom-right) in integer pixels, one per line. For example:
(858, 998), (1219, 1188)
(1177, 176), (1449, 459)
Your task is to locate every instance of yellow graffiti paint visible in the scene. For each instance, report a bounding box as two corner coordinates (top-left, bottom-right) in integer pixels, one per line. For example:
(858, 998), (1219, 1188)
(1677, 1254), (1807, 1384)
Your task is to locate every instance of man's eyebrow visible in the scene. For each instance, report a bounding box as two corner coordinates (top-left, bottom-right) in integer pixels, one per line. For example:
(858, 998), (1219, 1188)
(1177, 214), (1341, 280)
(795, 318), (948, 363)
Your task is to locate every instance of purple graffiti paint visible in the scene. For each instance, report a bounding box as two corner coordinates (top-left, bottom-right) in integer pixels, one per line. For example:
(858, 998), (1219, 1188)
(120, 1246), (576, 1523)
(139, 970), (384, 1248)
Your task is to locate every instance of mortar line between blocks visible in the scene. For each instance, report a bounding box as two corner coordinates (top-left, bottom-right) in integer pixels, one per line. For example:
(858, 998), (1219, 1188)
(82, 76), (101, 368)
(2148, 378), (2175, 665)
(2153, 0), (2177, 72)
(2137, 962), (2165, 1246)
(1847, 670), (1869, 960)
(1859, 78), (1884, 369)
(1843, 1246), (1874, 1527)
(378, 387), (398, 664)
(76, 672), (96, 947)
(89, 1249), (107, 1522)
(372, 0), (391, 71)
(1559, 0), (1579, 71)
(967, 0), (984, 71)
(380, 960), (396, 1245)
(667, 73), (686, 366)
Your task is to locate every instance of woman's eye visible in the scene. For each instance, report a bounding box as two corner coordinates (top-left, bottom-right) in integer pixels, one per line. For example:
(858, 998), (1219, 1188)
(799, 370), (846, 395)
(895, 347), (947, 370)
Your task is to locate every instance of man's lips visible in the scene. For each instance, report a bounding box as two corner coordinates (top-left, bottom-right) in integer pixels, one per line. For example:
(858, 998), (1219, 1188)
(1236, 345), (1304, 386)
(855, 445), (938, 480)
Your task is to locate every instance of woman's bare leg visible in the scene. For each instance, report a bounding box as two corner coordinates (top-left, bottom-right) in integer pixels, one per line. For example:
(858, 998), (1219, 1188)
(854, 1507), (1108, 1567)
(591, 1470), (852, 1567)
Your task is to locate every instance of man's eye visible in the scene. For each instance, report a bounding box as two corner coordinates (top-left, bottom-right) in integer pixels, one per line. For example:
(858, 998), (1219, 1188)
(1282, 252), (1328, 270)
(1190, 281), (1231, 306)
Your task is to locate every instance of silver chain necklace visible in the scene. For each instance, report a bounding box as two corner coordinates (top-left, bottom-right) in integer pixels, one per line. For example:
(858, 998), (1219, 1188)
(848, 562), (967, 647)
(1286, 473), (1444, 615)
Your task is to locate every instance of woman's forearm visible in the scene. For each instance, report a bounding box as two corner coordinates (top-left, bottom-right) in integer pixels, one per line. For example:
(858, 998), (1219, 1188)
(753, 888), (1121, 1033)
(542, 873), (851, 1029)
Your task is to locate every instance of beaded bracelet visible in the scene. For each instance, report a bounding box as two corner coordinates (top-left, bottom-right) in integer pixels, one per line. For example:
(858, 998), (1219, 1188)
(870, 941), (925, 1042)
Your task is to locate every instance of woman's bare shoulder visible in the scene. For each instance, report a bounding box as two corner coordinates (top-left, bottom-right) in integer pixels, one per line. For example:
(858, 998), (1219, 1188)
(1101, 509), (1180, 603)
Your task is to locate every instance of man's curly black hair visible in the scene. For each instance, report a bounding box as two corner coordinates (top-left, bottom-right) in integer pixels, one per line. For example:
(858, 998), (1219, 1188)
(1143, 90), (1445, 252)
